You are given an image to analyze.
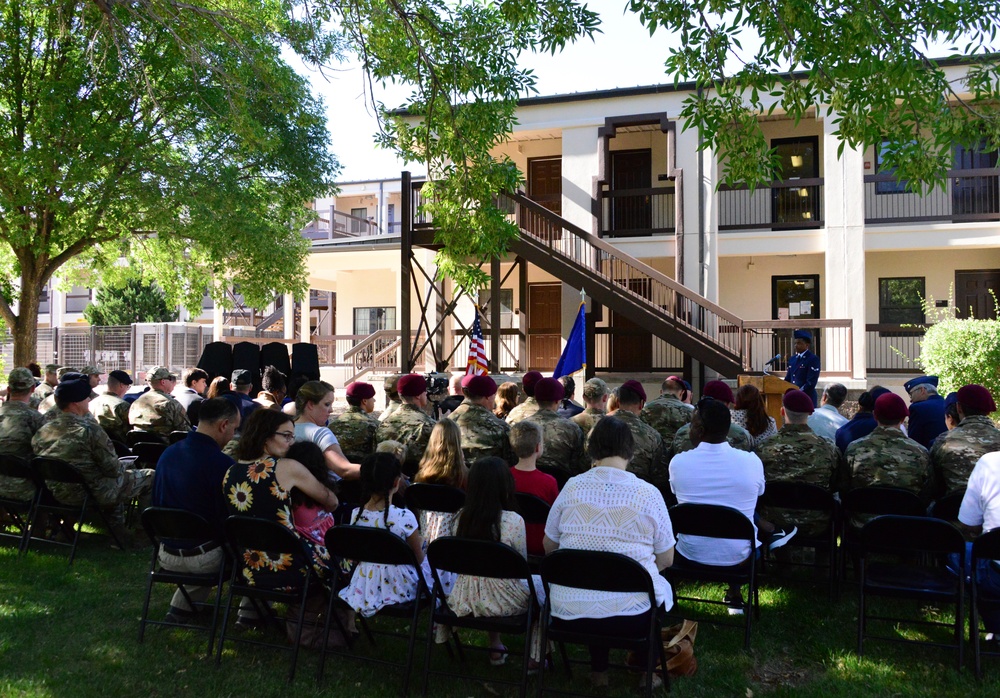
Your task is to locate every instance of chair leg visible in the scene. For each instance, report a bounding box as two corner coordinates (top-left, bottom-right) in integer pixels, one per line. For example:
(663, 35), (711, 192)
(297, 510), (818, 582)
(205, 569), (225, 657)
(536, 610), (550, 698)
(316, 587), (338, 683)
(400, 597), (422, 697)
(518, 606), (533, 698)
(957, 586), (965, 671)
(559, 641), (572, 679)
(287, 578), (312, 683)
(216, 583), (238, 666)
(138, 571), (156, 644)
(422, 610), (436, 697)
(856, 561), (866, 657)
(972, 584), (982, 681)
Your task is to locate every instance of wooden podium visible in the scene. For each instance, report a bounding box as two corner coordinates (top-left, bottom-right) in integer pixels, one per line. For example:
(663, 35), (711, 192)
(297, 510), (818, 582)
(737, 374), (799, 424)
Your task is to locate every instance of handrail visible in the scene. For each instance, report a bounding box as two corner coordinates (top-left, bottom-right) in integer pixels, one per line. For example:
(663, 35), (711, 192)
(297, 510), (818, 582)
(506, 190), (744, 329)
(718, 177), (825, 191)
(343, 329), (401, 360)
(743, 319), (853, 330)
(864, 168), (999, 182)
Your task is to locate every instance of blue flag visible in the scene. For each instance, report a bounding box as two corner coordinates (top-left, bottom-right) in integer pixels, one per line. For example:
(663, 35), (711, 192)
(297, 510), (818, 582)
(553, 301), (586, 379)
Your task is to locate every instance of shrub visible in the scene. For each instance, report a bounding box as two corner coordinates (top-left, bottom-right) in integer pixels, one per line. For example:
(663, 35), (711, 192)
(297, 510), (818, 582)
(918, 310), (1000, 407)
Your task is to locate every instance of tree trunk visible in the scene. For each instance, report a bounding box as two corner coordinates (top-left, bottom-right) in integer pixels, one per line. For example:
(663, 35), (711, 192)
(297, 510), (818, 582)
(11, 272), (42, 368)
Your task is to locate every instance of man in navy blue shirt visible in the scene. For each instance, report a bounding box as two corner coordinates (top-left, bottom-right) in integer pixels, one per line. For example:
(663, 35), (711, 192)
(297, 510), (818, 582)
(904, 375), (947, 449)
(150, 397), (239, 623)
(784, 329), (821, 406)
(223, 369), (259, 428)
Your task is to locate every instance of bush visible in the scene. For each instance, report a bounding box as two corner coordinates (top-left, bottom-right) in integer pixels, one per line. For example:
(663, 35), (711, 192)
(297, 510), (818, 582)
(83, 277), (178, 326)
(918, 316), (1000, 403)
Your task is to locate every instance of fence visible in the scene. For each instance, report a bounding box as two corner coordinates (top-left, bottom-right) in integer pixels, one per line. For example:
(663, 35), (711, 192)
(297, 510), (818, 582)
(866, 324), (925, 373)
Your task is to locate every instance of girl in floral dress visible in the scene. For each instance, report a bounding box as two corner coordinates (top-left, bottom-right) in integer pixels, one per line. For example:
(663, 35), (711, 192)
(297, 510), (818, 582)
(339, 453), (426, 617)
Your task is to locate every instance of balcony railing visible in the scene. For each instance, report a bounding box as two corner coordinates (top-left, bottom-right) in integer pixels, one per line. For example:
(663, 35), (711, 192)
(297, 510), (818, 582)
(863, 169), (1000, 224)
(302, 209), (389, 241)
(599, 185), (676, 237)
(866, 324), (925, 373)
(719, 179), (824, 231)
(592, 329), (685, 373)
(742, 319), (853, 377)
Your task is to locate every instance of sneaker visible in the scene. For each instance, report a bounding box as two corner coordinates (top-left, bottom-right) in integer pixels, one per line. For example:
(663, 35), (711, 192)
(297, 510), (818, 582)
(234, 616), (264, 632)
(725, 589), (745, 616)
(164, 607), (194, 625)
(768, 526), (798, 551)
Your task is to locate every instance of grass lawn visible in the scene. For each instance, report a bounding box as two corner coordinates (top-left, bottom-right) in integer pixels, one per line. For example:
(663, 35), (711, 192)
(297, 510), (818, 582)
(1, 533), (999, 698)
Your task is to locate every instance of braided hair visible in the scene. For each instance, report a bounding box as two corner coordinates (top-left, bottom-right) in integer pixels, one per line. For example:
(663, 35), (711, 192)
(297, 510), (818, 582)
(360, 452), (402, 528)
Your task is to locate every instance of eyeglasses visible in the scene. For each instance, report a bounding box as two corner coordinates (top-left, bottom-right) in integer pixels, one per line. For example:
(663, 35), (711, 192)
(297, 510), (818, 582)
(273, 431), (296, 441)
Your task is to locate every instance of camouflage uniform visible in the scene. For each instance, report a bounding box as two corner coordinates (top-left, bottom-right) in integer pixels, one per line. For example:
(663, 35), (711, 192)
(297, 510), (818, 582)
(330, 406), (379, 463)
(0, 400), (46, 500)
(525, 409), (588, 477)
(845, 425), (934, 527)
(379, 398), (403, 423)
(30, 382), (53, 410)
(641, 395), (693, 446)
(505, 397), (541, 426)
(453, 399), (515, 465)
(37, 393), (56, 415)
(31, 412), (155, 524)
(128, 389), (191, 435)
(447, 400), (472, 420)
(89, 393), (131, 443)
(571, 407), (605, 437)
(376, 403), (436, 476)
(670, 422), (752, 459)
(930, 415), (1000, 495)
(613, 410), (669, 491)
(756, 423), (841, 537)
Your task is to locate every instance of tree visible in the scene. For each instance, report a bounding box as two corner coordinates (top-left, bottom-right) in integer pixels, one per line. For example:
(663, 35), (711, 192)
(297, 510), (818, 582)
(0, 1), (339, 365)
(83, 278), (178, 326)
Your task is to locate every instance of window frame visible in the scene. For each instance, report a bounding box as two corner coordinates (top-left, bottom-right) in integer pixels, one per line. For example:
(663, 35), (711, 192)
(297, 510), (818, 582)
(878, 276), (926, 327)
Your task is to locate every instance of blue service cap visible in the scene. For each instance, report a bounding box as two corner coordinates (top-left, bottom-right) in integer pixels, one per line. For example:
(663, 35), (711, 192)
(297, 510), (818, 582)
(793, 329), (812, 342)
(903, 375), (939, 393)
(943, 392), (958, 410)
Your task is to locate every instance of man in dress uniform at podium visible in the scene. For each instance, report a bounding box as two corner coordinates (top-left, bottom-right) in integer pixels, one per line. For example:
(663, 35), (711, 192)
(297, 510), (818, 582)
(784, 329), (821, 406)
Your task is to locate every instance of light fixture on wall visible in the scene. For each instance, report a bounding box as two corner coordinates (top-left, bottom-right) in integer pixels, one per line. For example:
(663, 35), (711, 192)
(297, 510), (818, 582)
(790, 155), (804, 168)
(798, 187), (809, 197)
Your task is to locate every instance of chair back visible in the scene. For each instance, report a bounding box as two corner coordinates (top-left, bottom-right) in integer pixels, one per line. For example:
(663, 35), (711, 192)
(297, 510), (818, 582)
(32, 457), (87, 485)
(537, 464), (569, 490)
(971, 528), (1000, 563)
(930, 488), (966, 521)
(125, 430), (167, 448)
(515, 492), (551, 525)
(223, 515), (312, 579)
(759, 482), (835, 512)
(669, 502), (755, 541)
(427, 536), (531, 580)
(859, 515), (966, 557)
(141, 507), (217, 547)
(843, 486), (925, 517)
(169, 431), (190, 444)
(131, 442), (168, 468)
(325, 524), (419, 567)
(110, 440), (132, 457)
(404, 483), (465, 514)
(540, 549), (654, 596)
(0, 453), (40, 487)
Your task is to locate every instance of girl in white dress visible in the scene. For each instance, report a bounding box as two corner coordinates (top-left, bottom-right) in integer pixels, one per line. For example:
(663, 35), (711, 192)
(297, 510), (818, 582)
(339, 453), (426, 617)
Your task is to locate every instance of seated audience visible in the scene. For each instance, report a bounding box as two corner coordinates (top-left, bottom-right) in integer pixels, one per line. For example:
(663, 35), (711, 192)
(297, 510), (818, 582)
(640, 376), (693, 447)
(494, 381), (521, 421)
(376, 374), (438, 476)
(835, 386), (889, 454)
(505, 371), (543, 425)
(807, 383), (849, 443)
(223, 369), (260, 424)
(556, 376), (585, 419)
(293, 380), (360, 480)
(254, 365), (287, 411)
(508, 421), (559, 556)
(414, 419), (469, 542)
(731, 384), (778, 449)
(129, 366), (191, 436)
(905, 375), (947, 449)
(329, 381), (379, 463)
(206, 376), (231, 400)
(613, 380), (669, 493)
(452, 374), (515, 465)
(671, 381), (752, 457)
(0, 367), (47, 501)
(571, 377), (609, 436)
(930, 384), (1000, 495)
(89, 370), (134, 442)
(174, 367), (208, 426)
(958, 450), (1000, 642)
(286, 441), (337, 549)
(525, 377), (588, 477)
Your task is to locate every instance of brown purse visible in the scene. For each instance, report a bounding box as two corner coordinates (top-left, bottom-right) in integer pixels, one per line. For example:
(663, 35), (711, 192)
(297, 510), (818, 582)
(625, 619), (698, 677)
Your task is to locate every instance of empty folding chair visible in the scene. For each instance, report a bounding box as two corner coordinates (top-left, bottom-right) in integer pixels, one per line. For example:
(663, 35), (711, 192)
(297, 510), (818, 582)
(970, 528), (1000, 679)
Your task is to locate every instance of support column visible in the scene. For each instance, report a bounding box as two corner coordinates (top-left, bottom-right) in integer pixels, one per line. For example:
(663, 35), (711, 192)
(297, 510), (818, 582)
(823, 114), (867, 381)
(212, 296), (224, 342)
(560, 125), (600, 350)
(300, 291), (311, 342)
(517, 257), (527, 372)
(283, 293), (295, 340)
(490, 256), (501, 372)
(400, 171), (412, 372)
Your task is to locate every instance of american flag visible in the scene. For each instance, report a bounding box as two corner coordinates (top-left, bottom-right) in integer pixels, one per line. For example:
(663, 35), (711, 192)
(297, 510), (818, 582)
(465, 311), (489, 375)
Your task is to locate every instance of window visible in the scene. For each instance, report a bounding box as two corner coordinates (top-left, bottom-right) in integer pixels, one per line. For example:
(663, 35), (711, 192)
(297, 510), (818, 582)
(350, 207), (368, 234)
(65, 285), (92, 313)
(39, 284), (50, 315)
(879, 277), (925, 325)
(354, 306), (395, 335)
(875, 141), (910, 195)
(201, 289), (214, 310)
(478, 289), (515, 329)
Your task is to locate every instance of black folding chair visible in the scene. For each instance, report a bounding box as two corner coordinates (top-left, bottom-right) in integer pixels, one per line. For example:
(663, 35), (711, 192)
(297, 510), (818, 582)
(840, 486), (926, 581)
(758, 482), (839, 599)
(28, 456), (126, 562)
(320, 525), (431, 696)
(0, 453), (43, 554)
(515, 492), (552, 571)
(216, 516), (318, 682)
(139, 507), (228, 655)
(930, 488), (967, 522)
(125, 430), (167, 448)
(423, 536), (538, 698)
(168, 431), (190, 444)
(131, 441), (168, 469)
(857, 515), (966, 669)
(404, 483), (466, 516)
(538, 549), (667, 698)
(665, 503), (759, 649)
(971, 528), (1000, 679)
(110, 440), (132, 458)
(537, 465), (570, 491)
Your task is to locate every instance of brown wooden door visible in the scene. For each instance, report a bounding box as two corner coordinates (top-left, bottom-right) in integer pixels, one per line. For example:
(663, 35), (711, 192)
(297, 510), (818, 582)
(610, 279), (652, 370)
(611, 150), (651, 233)
(528, 157), (562, 215)
(528, 283), (562, 371)
(955, 270), (1000, 319)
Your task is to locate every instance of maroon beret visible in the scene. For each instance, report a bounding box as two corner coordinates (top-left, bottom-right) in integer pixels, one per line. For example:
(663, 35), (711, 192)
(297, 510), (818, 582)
(397, 374), (427, 398)
(346, 381), (375, 400)
(465, 374), (498, 399)
(460, 374), (475, 388)
(874, 392), (909, 423)
(533, 377), (565, 402)
(703, 380), (734, 404)
(782, 389), (814, 415)
(621, 379), (647, 402)
(522, 371), (543, 396)
(958, 384), (997, 413)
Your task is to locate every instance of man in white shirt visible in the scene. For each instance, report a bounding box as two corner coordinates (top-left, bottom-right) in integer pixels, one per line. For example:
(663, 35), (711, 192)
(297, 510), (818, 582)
(959, 451), (1000, 639)
(807, 383), (849, 443)
(669, 397), (765, 613)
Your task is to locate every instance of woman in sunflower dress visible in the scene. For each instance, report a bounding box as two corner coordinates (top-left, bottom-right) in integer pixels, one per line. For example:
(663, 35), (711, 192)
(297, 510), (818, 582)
(339, 453), (426, 617)
(223, 410), (340, 587)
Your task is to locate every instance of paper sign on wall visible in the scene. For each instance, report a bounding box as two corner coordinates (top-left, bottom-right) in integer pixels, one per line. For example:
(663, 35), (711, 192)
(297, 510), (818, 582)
(778, 308), (790, 320)
(788, 302), (801, 316)
(800, 300), (812, 314)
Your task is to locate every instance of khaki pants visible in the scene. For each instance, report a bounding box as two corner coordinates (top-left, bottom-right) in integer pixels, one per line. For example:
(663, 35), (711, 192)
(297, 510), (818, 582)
(157, 545), (225, 612)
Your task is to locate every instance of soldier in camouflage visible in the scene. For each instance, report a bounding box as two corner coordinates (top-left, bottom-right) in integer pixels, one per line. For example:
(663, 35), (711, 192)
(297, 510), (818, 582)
(88, 370), (133, 443)
(640, 375), (693, 446)
(930, 384), (1000, 495)
(505, 371), (543, 425)
(128, 366), (191, 435)
(0, 367), (47, 500)
(31, 378), (155, 527)
(670, 380), (751, 458)
(846, 392), (934, 527)
(756, 389), (842, 537)
(571, 377), (609, 436)
(37, 366), (76, 414)
(613, 380), (669, 491)
(378, 374), (402, 423)
(30, 364), (58, 409)
(376, 374), (437, 476)
(453, 374), (516, 465)
(525, 377), (588, 477)
(330, 381), (379, 463)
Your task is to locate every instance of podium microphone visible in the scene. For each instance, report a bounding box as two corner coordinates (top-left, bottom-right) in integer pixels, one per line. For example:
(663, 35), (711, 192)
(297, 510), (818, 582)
(763, 353), (782, 367)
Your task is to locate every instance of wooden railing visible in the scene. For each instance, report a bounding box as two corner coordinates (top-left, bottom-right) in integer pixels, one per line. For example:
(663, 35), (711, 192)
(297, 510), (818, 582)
(866, 324), (925, 373)
(302, 208), (389, 241)
(742, 319), (853, 377)
(599, 184), (676, 237)
(718, 178), (824, 231)
(864, 169), (1000, 224)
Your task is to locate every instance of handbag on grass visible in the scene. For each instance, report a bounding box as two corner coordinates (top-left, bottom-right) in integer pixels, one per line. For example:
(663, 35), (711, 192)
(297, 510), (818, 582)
(626, 619), (698, 677)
